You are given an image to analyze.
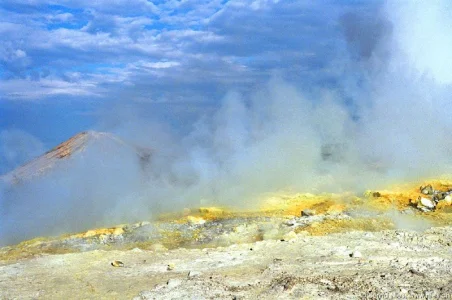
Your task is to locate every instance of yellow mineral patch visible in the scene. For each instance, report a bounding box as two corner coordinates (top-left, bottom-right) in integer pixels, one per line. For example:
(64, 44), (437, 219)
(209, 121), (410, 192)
(78, 178), (452, 243)
(259, 193), (350, 216)
(361, 178), (452, 211)
(187, 216), (206, 225)
(3, 177), (452, 264)
(199, 207), (227, 216)
(113, 227), (125, 235)
(75, 226), (125, 239)
(326, 203), (346, 214)
(82, 230), (98, 238)
(297, 218), (394, 236)
(421, 211), (452, 225)
(436, 201), (451, 210)
(197, 206), (232, 221)
(0, 237), (72, 262)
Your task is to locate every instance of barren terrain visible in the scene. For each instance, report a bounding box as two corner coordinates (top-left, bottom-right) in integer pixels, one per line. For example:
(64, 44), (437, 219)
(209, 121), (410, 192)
(1, 179), (451, 299)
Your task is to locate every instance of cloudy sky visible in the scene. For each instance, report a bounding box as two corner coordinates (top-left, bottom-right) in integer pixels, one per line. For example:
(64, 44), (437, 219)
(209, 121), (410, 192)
(0, 0), (357, 101)
(3, 0), (451, 176)
(0, 0), (372, 173)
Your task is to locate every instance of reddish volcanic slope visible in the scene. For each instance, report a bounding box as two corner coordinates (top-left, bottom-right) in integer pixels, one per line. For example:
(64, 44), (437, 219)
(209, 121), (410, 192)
(0, 131), (151, 184)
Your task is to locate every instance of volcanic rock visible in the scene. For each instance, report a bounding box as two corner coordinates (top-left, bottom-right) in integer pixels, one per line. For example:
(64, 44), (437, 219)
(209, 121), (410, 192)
(419, 197), (435, 209)
(350, 250), (362, 258)
(301, 209), (316, 217)
(0, 131), (152, 184)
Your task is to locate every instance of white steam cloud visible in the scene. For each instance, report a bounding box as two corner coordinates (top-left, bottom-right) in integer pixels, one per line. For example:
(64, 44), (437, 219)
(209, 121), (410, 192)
(1, 1), (452, 245)
(0, 129), (45, 175)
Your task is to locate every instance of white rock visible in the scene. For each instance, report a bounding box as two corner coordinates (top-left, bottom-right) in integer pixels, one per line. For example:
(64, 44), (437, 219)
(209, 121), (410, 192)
(167, 279), (182, 289)
(350, 251), (362, 258)
(419, 197), (435, 209)
(444, 195), (452, 205)
(188, 271), (202, 278)
(302, 209), (316, 217)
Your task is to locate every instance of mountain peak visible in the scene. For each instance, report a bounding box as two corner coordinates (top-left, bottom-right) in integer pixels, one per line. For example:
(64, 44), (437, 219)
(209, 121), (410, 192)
(1, 131), (151, 184)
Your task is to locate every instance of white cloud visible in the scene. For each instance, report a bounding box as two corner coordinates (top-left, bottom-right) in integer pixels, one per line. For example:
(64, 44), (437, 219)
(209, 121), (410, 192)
(0, 0), (349, 101)
(138, 61), (180, 69)
(387, 1), (452, 84)
(48, 12), (74, 22)
(0, 129), (45, 175)
(0, 77), (101, 99)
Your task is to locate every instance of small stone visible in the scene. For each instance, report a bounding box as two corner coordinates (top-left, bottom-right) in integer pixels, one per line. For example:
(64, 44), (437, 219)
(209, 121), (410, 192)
(284, 220), (297, 227)
(166, 279), (182, 289)
(444, 195), (452, 205)
(434, 192), (448, 201)
(364, 190), (381, 197)
(409, 269), (425, 277)
(111, 260), (124, 267)
(188, 271), (202, 278)
(167, 263), (175, 271)
(350, 251), (362, 258)
(419, 197), (435, 209)
(301, 209), (316, 217)
(419, 206), (431, 212)
(420, 185), (433, 195)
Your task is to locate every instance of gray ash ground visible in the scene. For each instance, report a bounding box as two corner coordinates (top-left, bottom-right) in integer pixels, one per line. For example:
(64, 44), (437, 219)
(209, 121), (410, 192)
(0, 211), (451, 299)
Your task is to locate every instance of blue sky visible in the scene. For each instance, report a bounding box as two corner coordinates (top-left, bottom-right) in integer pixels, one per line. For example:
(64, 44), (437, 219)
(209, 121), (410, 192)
(0, 0), (379, 173)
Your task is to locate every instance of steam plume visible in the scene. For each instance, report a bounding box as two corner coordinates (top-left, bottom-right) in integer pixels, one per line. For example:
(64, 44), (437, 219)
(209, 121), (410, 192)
(1, 1), (452, 245)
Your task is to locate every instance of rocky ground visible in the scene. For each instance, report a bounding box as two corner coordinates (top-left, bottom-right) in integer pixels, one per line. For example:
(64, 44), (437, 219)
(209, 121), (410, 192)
(0, 225), (451, 299)
(1, 180), (451, 299)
